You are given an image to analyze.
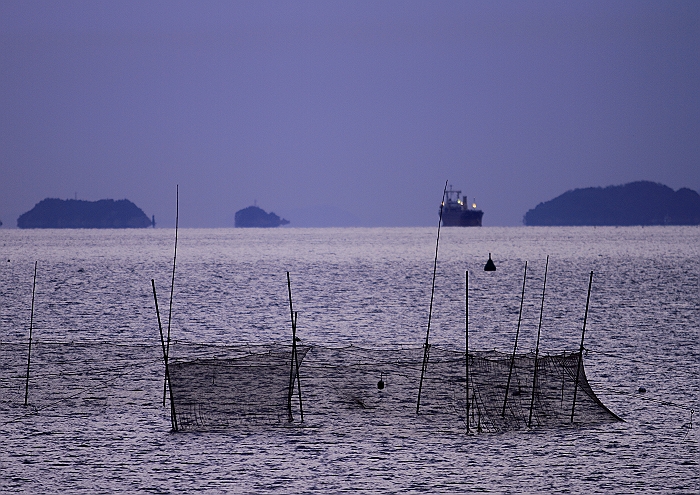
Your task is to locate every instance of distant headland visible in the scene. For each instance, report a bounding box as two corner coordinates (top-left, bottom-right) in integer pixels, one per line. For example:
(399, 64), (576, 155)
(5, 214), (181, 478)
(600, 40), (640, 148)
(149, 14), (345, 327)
(234, 206), (289, 228)
(17, 198), (154, 229)
(524, 181), (700, 226)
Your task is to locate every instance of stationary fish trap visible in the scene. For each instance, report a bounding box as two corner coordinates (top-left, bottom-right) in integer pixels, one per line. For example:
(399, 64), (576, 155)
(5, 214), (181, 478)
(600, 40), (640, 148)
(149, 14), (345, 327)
(300, 345), (619, 432)
(166, 343), (309, 430)
(0, 340), (160, 421)
(164, 344), (619, 432)
(466, 349), (621, 431)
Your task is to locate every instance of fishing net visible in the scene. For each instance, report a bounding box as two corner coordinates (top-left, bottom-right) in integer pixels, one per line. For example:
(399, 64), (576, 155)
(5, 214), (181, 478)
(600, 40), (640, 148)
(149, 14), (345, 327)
(464, 348), (621, 431)
(165, 344), (620, 431)
(0, 340), (619, 431)
(167, 343), (310, 429)
(0, 340), (160, 422)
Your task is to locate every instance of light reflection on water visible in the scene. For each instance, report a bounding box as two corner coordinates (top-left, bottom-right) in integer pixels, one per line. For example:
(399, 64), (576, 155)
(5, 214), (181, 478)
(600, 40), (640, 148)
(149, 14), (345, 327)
(0, 227), (698, 493)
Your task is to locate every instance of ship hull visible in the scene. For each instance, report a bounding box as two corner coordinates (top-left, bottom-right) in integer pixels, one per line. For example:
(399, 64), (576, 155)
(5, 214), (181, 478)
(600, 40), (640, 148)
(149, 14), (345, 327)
(442, 209), (483, 227)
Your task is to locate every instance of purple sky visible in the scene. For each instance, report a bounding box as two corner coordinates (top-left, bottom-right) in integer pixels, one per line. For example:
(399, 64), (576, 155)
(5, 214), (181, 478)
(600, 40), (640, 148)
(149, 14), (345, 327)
(1, 1), (698, 227)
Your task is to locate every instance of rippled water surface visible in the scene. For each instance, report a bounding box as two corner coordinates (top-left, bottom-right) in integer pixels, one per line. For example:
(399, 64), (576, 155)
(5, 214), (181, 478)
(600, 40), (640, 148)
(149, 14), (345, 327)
(1, 227), (698, 493)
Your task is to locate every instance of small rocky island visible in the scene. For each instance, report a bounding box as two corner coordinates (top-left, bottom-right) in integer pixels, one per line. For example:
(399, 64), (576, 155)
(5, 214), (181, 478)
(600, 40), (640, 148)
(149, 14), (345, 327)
(524, 181), (700, 226)
(234, 206), (289, 228)
(17, 198), (154, 228)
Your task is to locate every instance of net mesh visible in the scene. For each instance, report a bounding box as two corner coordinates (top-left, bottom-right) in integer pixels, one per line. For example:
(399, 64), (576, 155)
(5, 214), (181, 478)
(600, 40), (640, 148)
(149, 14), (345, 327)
(0, 340), (160, 422)
(168, 344), (310, 428)
(166, 343), (620, 431)
(0, 340), (620, 431)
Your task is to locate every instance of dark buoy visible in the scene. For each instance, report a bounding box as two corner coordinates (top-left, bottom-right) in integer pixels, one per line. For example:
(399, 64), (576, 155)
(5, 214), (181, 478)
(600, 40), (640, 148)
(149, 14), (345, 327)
(638, 386), (646, 393)
(377, 373), (385, 390)
(484, 253), (496, 271)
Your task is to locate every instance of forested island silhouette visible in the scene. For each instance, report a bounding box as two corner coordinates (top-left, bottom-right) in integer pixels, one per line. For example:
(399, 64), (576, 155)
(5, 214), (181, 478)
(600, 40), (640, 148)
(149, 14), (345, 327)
(524, 181), (700, 226)
(17, 198), (154, 228)
(234, 206), (289, 228)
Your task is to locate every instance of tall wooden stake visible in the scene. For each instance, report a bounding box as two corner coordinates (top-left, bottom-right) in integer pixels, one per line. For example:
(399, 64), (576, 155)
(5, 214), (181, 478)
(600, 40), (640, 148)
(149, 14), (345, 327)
(286, 272), (303, 422)
(163, 184), (179, 406)
(528, 256), (549, 428)
(293, 311), (303, 422)
(24, 261), (38, 407)
(152, 280), (178, 431)
(465, 270), (470, 433)
(502, 261), (528, 417)
(571, 271), (593, 423)
(417, 180), (448, 414)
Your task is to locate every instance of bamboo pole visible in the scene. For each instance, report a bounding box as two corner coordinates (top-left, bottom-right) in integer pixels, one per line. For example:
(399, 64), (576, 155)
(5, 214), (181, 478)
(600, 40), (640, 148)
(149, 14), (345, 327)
(528, 256), (549, 428)
(152, 279), (178, 431)
(163, 185), (179, 406)
(24, 261), (38, 407)
(502, 261), (528, 417)
(571, 271), (594, 423)
(465, 270), (469, 433)
(286, 272), (300, 422)
(293, 311), (303, 422)
(417, 180), (448, 415)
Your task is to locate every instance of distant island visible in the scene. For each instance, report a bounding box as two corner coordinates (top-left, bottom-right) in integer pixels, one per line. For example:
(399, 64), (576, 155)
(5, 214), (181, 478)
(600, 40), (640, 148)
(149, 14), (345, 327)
(17, 198), (154, 228)
(524, 181), (700, 226)
(234, 206), (289, 228)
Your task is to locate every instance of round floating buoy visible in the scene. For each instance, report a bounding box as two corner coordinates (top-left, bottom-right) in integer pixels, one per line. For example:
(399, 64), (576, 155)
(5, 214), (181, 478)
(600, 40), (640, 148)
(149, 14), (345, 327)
(484, 253), (496, 271)
(377, 373), (385, 390)
(638, 387), (646, 393)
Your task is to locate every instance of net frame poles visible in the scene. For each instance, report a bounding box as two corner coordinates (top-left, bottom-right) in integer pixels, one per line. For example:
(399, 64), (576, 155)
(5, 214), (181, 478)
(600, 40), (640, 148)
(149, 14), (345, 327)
(286, 272), (304, 423)
(24, 261), (38, 407)
(465, 270), (470, 434)
(152, 279), (178, 431)
(163, 185), (179, 406)
(528, 256), (549, 428)
(503, 261), (528, 417)
(571, 271), (593, 423)
(417, 180), (448, 415)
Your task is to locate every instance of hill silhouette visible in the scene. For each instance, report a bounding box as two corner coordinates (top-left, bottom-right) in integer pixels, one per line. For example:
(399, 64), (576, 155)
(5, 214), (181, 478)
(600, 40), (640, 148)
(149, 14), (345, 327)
(18, 198), (153, 228)
(524, 181), (700, 226)
(234, 206), (289, 228)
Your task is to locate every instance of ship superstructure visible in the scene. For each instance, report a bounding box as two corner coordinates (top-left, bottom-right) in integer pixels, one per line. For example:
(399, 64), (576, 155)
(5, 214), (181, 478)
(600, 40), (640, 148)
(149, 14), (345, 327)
(441, 186), (483, 226)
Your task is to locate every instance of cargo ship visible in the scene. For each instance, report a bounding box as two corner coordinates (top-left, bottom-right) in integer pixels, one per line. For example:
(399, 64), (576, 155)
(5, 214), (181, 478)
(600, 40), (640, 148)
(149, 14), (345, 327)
(441, 186), (483, 226)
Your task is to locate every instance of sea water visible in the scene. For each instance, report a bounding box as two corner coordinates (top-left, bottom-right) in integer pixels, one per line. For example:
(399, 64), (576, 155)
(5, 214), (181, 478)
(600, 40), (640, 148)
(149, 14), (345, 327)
(0, 227), (698, 493)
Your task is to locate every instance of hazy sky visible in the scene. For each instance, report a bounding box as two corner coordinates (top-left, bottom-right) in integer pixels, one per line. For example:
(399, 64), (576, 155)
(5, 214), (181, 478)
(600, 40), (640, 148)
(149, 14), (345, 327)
(1, 1), (698, 227)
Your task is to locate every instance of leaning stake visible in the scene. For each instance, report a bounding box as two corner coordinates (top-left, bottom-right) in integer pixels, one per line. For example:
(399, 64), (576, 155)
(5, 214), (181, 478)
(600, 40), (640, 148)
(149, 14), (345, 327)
(503, 261), (528, 417)
(528, 256), (549, 428)
(152, 279), (178, 431)
(24, 261), (38, 407)
(286, 272), (303, 422)
(293, 311), (303, 422)
(163, 184), (179, 406)
(417, 180), (448, 414)
(571, 271), (594, 423)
